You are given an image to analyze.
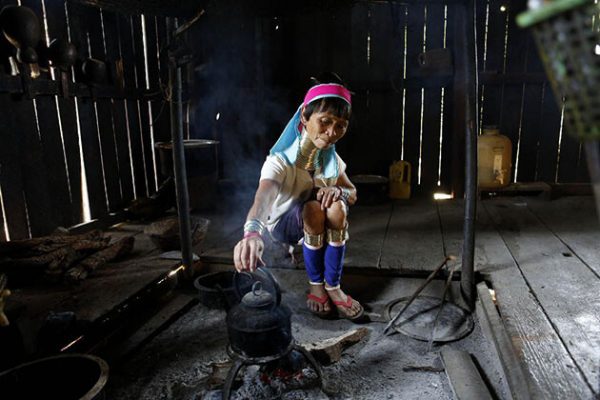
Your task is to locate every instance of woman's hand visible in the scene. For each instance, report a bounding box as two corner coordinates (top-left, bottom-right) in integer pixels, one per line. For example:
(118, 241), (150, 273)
(233, 236), (266, 272)
(316, 186), (342, 210)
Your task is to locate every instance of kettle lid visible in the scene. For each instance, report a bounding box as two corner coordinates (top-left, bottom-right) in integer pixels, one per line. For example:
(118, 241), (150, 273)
(241, 281), (273, 308)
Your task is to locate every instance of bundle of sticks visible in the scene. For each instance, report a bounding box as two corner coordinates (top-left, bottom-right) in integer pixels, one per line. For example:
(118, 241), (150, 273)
(0, 230), (135, 283)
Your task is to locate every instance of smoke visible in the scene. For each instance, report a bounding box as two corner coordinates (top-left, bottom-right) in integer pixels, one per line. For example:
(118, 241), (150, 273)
(187, 8), (293, 218)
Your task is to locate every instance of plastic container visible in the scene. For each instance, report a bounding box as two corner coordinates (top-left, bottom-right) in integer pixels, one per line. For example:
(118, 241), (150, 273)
(477, 127), (512, 189)
(389, 161), (411, 199)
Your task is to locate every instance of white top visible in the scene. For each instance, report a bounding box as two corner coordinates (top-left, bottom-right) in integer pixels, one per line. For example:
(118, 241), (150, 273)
(259, 153), (347, 228)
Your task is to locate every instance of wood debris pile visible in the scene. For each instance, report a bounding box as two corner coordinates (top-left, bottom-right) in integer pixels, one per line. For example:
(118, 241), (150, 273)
(0, 230), (134, 283)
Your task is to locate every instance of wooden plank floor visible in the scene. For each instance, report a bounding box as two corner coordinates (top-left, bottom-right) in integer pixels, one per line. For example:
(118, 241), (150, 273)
(481, 198), (599, 398)
(379, 200), (446, 271)
(198, 195), (600, 398)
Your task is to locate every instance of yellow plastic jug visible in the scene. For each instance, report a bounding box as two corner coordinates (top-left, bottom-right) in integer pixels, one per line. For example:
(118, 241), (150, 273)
(389, 161), (411, 199)
(477, 126), (512, 189)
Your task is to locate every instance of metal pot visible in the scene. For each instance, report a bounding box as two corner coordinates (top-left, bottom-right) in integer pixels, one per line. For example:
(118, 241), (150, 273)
(0, 354), (108, 400)
(154, 139), (219, 210)
(194, 270), (252, 310)
(226, 268), (292, 358)
(351, 174), (389, 205)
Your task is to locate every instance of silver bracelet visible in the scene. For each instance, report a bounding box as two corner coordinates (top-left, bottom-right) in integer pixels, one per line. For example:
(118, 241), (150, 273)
(244, 218), (266, 236)
(336, 186), (351, 203)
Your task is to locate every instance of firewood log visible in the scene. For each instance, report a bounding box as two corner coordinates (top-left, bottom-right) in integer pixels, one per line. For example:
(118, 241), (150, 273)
(302, 327), (370, 365)
(0, 230), (103, 257)
(46, 246), (89, 272)
(64, 236), (135, 282)
(62, 266), (87, 282)
(1, 238), (110, 269)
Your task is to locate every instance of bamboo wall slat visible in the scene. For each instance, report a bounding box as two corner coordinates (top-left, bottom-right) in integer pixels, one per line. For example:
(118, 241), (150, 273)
(44, 0), (84, 225)
(150, 17), (171, 146)
(102, 10), (135, 202)
(117, 14), (149, 198)
(403, 3), (425, 189)
(67, 1), (110, 218)
(21, 0), (73, 228)
(131, 14), (157, 194)
(421, 4), (446, 191)
(368, 3), (404, 178)
(440, 4), (455, 190)
(83, 4), (123, 211)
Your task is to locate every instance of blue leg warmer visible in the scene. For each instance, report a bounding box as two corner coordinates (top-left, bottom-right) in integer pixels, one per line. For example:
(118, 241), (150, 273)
(324, 243), (346, 287)
(303, 243), (325, 283)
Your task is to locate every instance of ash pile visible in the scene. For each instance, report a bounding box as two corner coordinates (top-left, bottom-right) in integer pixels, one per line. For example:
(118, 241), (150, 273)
(200, 352), (323, 400)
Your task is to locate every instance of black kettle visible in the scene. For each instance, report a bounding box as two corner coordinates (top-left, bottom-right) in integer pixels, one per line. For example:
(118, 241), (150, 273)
(226, 268), (292, 359)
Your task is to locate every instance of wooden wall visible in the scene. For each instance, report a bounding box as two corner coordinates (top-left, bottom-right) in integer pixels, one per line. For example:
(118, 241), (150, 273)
(188, 0), (586, 200)
(282, 0), (587, 188)
(476, 0), (587, 184)
(0, 0), (170, 240)
(0, 0), (589, 240)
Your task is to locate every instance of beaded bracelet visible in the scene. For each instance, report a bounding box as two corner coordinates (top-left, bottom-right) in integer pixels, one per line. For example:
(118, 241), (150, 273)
(243, 231), (262, 240)
(244, 218), (266, 236)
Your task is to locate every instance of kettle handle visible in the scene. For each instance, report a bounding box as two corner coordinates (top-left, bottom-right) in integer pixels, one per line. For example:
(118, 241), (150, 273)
(233, 271), (253, 301)
(257, 267), (282, 306)
(232, 267), (282, 306)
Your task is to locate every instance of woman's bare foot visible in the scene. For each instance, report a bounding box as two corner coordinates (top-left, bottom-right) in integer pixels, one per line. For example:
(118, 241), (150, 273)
(325, 285), (363, 320)
(307, 283), (332, 315)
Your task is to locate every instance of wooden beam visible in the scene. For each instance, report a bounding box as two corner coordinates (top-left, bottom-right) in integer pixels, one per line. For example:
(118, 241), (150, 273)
(479, 72), (548, 85)
(441, 348), (494, 400)
(476, 282), (531, 400)
(0, 75), (162, 100)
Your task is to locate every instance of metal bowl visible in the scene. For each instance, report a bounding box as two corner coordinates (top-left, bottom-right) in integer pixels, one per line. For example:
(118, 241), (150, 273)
(194, 271), (252, 310)
(0, 354), (108, 400)
(350, 174), (390, 205)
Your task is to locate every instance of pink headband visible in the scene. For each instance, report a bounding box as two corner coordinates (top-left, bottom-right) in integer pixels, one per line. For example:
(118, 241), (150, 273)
(303, 83), (352, 107)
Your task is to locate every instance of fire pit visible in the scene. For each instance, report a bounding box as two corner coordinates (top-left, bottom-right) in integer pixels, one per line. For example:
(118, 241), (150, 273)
(223, 268), (326, 399)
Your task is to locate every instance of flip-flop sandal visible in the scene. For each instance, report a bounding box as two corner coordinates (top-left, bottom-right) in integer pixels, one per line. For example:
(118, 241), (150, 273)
(307, 293), (333, 317)
(332, 295), (365, 321)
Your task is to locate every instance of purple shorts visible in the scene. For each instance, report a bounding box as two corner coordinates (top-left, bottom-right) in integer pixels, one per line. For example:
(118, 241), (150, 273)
(271, 203), (304, 245)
